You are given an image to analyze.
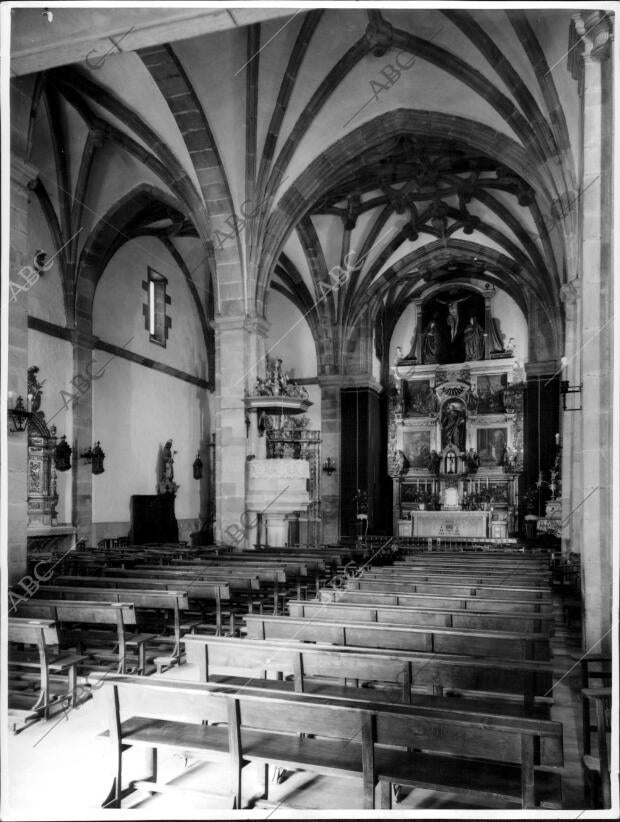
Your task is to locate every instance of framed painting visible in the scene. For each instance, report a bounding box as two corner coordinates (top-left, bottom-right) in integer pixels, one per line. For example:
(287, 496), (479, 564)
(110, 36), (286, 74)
(403, 379), (435, 417)
(477, 427), (507, 467)
(476, 373), (507, 413)
(402, 430), (431, 469)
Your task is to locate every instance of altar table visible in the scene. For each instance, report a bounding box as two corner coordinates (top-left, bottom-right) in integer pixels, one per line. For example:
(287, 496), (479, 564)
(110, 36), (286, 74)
(411, 510), (490, 538)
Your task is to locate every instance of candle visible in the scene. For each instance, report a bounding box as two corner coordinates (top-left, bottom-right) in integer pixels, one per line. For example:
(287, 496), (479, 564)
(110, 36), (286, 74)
(555, 433), (560, 446)
(486, 477), (489, 488)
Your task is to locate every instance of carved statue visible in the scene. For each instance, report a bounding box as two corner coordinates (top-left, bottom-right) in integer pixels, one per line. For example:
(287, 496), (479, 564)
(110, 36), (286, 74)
(397, 449), (410, 476)
(91, 441), (105, 475)
(441, 401), (466, 452)
(465, 448), (480, 474)
(159, 439), (179, 495)
(28, 366), (46, 413)
(421, 320), (441, 364)
(463, 316), (485, 361)
(437, 295), (470, 342)
(427, 449), (440, 475)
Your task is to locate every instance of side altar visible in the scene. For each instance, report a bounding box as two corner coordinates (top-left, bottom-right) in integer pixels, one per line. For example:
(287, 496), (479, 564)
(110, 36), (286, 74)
(388, 359), (525, 539)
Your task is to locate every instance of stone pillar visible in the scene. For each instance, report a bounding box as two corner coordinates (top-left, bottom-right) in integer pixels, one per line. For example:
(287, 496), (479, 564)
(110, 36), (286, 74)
(318, 376), (342, 544)
(70, 329), (97, 545)
(213, 315), (269, 548)
(7, 158), (39, 583)
(572, 11), (613, 653)
(559, 281), (581, 556)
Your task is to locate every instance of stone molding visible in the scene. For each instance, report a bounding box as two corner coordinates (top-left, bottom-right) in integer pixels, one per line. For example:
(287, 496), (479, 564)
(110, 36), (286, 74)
(11, 157), (39, 189)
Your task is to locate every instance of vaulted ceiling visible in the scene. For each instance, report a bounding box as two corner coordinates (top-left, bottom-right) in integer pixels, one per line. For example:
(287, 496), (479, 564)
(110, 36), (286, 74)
(13, 6), (591, 375)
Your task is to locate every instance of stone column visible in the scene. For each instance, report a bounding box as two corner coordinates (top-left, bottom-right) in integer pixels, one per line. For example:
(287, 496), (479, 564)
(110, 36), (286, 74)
(572, 11), (613, 653)
(70, 329), (97, 545)
(318, 375), (342, 544)
(559, 281), (581, 556)
(7, 158), (39, 583)
(213, 315), (269, 548)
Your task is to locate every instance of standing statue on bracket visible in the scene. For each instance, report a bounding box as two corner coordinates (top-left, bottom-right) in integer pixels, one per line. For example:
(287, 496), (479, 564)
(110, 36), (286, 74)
(463, 316), (485, 361)
(159, 439), (179, 495)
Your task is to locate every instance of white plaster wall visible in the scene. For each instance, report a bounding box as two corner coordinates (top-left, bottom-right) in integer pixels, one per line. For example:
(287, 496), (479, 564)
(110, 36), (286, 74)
(91, 236), (211, 527)
(91, 357), (207, 524)
(24, 199), (68, 327)
(265, 289), (318, 379)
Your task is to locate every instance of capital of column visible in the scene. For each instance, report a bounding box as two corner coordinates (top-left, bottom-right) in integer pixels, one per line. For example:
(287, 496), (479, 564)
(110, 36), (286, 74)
(574, 11), (613, 60)
(560, 279), (581, 315)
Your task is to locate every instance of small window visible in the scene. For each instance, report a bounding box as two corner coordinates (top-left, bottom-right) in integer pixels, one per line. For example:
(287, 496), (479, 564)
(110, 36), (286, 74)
(144, 268), (169, 347)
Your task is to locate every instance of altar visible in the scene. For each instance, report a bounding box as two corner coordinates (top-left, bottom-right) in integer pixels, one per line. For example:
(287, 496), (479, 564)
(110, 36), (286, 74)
(402, 510), (490, 538)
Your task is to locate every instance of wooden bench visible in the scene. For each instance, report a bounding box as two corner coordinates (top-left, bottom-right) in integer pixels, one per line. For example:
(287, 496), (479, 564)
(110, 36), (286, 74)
(371, 569), (549, 585)
(318, 587), (553, 613)
(8, 617), (87, 729)
(15, 599), (148, 674)
(581, 686), (611, 808)
(348, 577), (552, 601)
(183, 634), (553, 709)
(243, 614), (550, 660)
(45, 579), (229, 634)
(99, 674), (562, 809)
(287, 599), (555, 635)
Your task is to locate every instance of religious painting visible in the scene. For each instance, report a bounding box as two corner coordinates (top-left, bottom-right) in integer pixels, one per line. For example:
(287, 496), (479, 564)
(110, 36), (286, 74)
(476, 373), (507, 413)
(402, 430), (431, 469)
(477, 427), (507, 467)
(403, 379), (435, 417)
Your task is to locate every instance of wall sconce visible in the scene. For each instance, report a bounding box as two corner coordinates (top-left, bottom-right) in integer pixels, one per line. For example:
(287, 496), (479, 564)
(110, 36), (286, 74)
(193, 452), (203, 480)
(7, 393), (32, 433)
(81, 441), (105, 474)
(322, 457), (337, 476)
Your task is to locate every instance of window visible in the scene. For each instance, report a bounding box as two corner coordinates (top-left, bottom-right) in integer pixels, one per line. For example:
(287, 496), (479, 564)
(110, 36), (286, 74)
(143, 268), (170, 347)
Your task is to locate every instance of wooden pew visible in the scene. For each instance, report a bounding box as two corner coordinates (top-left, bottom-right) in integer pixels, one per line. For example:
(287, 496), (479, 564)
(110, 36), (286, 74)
(183, 635), (553, 709)
(46, 579), (229, 636)
(581, 686), (611, 808)
(14, 600), (141, 674)
(287, 600), (555, 635)
(360, 569), (549, 589)
(49, 580), (199, 665)
(8, 617), (87, 729)
(243, 614), (550, 660)
(318, 587), (553, 614)
(347, 577), (551, 601)
(100, 674), (562, 809)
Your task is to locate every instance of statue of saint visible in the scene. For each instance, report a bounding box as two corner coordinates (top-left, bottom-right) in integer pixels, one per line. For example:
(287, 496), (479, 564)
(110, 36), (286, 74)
(463, 316), (485, 361)
(427, 449), (440, 475)
(441, 401), (466, 451)
(465, 448), (480, 474)
(437, 295), (470, 342)
(421, 320), (441, 364)
(162, 439), (175, 481)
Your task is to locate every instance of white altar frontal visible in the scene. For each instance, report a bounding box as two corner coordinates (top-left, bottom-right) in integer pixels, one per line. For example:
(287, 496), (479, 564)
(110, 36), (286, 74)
(404, 510), (490, 538)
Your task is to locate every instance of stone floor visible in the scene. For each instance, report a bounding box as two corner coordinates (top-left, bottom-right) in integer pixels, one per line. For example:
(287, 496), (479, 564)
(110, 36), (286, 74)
(4, 594), (595, 817)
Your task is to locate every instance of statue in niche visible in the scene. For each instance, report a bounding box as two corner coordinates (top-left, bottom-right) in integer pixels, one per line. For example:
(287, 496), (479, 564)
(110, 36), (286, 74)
(445, 450), (457, 474)
(463, 316), (485, 361)
(437, 295), (470, 343)
(427, 449), (441, 475)
(465, 448), (480, 474)
(441, 400), (466, 452)
(421, 319), (441, 364)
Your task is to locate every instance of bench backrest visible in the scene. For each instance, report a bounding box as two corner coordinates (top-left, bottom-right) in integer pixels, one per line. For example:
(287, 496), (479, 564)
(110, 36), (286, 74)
(349, 578), (551, 600)
(243, 614), (550, 660)
(16, 599), (137, 625)
(183, 634), (553, 702)
(8, 617), (59, 645)
(44, 581), (225, 604)
(318, 587), (552, 613)
(104, 675), (563, 768)
(370, 570), (548, 585)
(287, 600), (554, 634)
(116, 566), (270, 587)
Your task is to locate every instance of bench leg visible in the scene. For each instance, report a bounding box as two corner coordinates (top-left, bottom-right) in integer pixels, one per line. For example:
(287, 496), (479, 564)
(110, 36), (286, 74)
(68, 664), (78, 707)
(259, 763), (269, 800)
(380, 781), (392, 809)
